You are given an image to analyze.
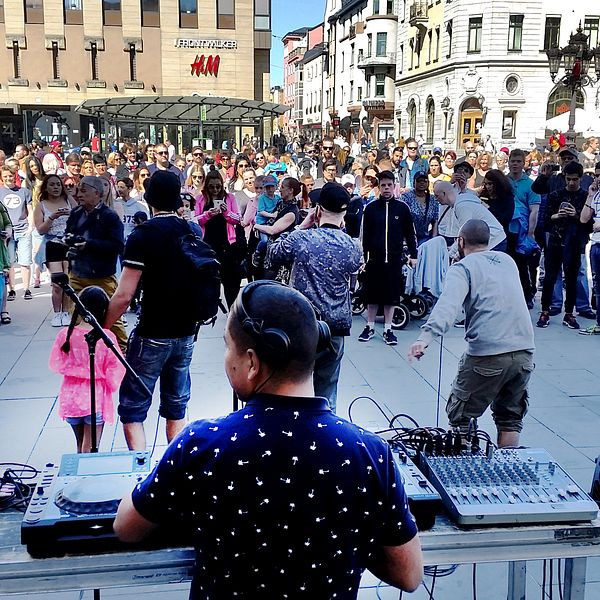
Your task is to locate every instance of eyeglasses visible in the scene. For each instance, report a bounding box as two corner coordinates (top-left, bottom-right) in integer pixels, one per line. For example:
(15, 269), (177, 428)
(156, 151), (168, 156)
(221, 157), (231, 161)
(192, 175), (204, 179)
(306, 150), (315, 154)
(238, 164), (248, 168)
(193, 153), (203, 157)
(140, 173), (150, 178)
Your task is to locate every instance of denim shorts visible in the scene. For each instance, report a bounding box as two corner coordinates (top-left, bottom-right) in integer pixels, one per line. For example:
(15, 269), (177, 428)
(118, 331), (195, 424)
(7, 230), (33, 267)
(65, 412), (104, 426)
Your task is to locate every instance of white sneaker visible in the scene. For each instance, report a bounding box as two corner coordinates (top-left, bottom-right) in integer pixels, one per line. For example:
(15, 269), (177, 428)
(51, 313), (63, 327)
(61, 312), (72, 326)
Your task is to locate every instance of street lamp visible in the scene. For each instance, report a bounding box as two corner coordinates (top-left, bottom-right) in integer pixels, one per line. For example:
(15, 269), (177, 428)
(546, 24), (600, 146)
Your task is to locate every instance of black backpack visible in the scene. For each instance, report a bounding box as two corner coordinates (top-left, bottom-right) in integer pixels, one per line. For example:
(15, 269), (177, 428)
(179, 221), (222, 323)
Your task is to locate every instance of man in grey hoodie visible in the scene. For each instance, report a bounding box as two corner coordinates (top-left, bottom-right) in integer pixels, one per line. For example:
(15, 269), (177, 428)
(408, 219), (535, 447)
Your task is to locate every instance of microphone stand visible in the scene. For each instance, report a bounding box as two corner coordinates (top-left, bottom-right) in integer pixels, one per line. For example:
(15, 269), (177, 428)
(51, 273), (151, 453)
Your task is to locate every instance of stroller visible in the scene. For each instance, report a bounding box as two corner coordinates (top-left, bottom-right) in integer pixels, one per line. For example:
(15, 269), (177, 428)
(352, 237), (449, 330)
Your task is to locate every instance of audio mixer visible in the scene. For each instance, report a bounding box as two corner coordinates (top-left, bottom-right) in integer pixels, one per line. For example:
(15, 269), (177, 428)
(419, 448), (598, 526)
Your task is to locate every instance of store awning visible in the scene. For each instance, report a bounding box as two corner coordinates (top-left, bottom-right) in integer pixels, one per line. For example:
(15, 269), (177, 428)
(75, 95), (289, 125)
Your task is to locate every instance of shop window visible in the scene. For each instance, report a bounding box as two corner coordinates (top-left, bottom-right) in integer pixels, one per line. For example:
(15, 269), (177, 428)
(64, 0), (83, 24)
(25, 0), (44, 23)
(141, 0), (159, 27)
(179, 0), (196, 27)
(103, 0), (122, 25)
(217, 0), (234, 29)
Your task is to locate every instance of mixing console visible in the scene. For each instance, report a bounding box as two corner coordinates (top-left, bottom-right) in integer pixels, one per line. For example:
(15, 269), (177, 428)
(420, 448), (598, 526)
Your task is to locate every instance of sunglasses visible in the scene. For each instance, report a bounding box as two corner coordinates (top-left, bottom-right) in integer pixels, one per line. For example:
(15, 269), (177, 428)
(238, 164), (249, 168)
(306, 150), (315, 154)
(192, 175), (204, 179)
(407, 146), (418, 150)
(256, 155), (265, 160)
(323, 146), (334, 150)
(193, 153), (203, 157)
(156, 151), (168, 156)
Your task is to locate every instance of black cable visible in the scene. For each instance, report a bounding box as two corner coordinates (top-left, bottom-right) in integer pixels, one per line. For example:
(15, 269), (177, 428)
(472, 563), (477, 600)
(429, 566), (437, 599)
(0, 468), (35, 512)
(389, 413), (420, 429)
(348, 395), (393, 424)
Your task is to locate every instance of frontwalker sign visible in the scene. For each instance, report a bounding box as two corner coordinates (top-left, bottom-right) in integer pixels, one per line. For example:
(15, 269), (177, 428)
(175, 39), (238, 50)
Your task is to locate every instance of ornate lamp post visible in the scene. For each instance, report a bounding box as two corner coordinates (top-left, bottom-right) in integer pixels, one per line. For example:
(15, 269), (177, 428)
(546, 24), (600, 147)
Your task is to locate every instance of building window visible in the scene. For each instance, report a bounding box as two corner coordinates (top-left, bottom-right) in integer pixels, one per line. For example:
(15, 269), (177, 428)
(25, 0), (44, 23)
(128, 44), (137, 81)
(409, 39), (414, 69)
(373, 0), (379, 14)
(408, 100), (416, 138)
(51, 41), (60, 79)
(543, 16), (561, 50)
(426, 97), (435, 144)
(350, 80), (354, 102)
(508, 14), (524, 51)
(367, 33), (372, 56)
(446, 20), (453, 58)
(435, 26), (440, 61)
(502, 110), (517, 139)
(103, 0), (122, 25)
(12, 41), (21, 79)
(546, 86), (584, 120)
(357, 86), (362, 100)
(386, 0), (393, 14)
(375, 73), (385, 97)
(415, 34), (420, 68)
(584, 17), (599, 48)
(254, 0), (269, 30)
(376, 32), (387, 56)
(180, 0), (196, 27)
(217, 0), (234, 29)
(341, 52), (344, 71)
(0, 0), (4, 23)
(141, 0), (160, 27)
(365, 76), (370, 97)
(64, 0), (83, 24)
(427, 29), (432, 64)
(90, 42), (99, 81)
(468, 17), (482, 53)
(350, 43), (354, 66)
(399, 42), (403, 73)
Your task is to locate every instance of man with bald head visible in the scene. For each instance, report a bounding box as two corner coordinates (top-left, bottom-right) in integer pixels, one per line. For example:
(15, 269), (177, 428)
(434, 180), (506, 256)
(409, 219), (535, 447)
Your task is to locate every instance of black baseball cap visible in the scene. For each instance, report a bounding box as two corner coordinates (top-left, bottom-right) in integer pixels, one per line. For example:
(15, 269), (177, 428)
(317, 183), (349, 213)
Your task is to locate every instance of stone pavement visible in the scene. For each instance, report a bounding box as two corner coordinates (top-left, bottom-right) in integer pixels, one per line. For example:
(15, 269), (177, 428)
(2, 278), (600, 598)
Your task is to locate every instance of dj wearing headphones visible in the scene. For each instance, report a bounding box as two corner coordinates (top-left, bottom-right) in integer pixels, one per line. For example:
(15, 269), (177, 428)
(114, 280), (423, 599)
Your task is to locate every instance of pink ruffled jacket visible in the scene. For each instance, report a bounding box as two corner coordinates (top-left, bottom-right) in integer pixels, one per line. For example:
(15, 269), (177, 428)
(49, 327), (126, 424)
(194, 193), (241, 245)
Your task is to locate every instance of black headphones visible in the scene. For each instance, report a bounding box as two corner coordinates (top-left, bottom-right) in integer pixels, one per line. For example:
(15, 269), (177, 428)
(236, 281), (331, 366)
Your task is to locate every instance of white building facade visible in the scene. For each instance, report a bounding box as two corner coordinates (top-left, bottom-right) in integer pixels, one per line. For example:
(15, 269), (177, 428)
(324, 0), (398, 143)
(301, 43), (327, 140)
(395, 0), (600, 151)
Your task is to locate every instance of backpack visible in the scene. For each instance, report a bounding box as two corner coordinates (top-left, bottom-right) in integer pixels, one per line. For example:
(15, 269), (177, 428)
(179, 221), (222, 323)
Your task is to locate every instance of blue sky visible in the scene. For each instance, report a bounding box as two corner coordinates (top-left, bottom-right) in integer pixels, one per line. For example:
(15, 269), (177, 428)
(270, 0), (326, 87)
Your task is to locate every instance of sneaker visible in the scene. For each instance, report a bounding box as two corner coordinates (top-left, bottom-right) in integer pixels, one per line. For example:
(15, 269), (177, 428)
(579, 324), (600, 335)
(51, 312), (63, 327)
(23, 289), (32, 300)
(383, 329), (398, 346)
(578, 310), (597, 320)
(563, 313), (580, 329)
(454, 319), (465, 328)
(358, 325), (375, 342)
(61, 311), (72, 326)
(7, 290), (15, 301)
(536, 312), (550, 328)
(549, 307), (561, 316)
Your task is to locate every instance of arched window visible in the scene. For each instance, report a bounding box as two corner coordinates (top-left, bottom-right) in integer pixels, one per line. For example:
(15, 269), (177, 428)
(425, 97), (435, 144)
(546, 87), (585, 120)
(408, 100), (416, 138)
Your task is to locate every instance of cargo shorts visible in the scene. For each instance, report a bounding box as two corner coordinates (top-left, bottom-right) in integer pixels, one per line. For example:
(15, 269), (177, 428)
(446, 350), (534, 433)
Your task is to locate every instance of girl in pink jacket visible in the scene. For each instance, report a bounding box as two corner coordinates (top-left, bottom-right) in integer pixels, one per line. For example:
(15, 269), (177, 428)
(49, 286), (125, 453)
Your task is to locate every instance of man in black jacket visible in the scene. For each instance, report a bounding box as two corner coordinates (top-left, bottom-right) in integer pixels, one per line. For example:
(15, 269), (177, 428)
(537, 162), (592, 330)
(65, 175), (126, 348)
(359, 170), (417, 345)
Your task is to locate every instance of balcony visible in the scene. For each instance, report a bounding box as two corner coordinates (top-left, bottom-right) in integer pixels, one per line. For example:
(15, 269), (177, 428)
(357, 51), (396, 69)
(288, 46), (306, 62)
(409, 1), (428, 34)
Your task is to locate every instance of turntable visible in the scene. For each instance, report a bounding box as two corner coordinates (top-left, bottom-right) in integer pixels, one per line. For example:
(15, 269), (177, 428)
(22, 451), (151, 557)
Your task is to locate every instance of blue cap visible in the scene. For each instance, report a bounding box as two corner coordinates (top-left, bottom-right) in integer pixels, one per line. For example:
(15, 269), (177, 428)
(263, 175), (277, 187)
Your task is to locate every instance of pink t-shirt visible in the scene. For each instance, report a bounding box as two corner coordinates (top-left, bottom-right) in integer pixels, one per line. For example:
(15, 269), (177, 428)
(49, 326), (126, 424)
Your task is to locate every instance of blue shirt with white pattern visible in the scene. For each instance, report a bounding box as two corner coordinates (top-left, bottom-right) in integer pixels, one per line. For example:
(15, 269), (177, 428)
(132, 394), (418, 599)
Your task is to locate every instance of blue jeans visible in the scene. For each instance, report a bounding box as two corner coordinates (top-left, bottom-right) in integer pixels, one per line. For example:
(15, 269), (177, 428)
(313, 335), (344, 414)
(550, 253), (591, 312)
(118, 330), (195, 423)
(590, 244), (600, 325)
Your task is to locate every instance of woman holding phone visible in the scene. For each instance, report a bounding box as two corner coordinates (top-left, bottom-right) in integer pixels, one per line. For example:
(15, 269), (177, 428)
(34, 174), (77, 326)
(195, 171), (245, 307)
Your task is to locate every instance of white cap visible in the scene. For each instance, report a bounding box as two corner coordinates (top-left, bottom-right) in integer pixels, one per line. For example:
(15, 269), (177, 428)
(341, 174), (355, 187)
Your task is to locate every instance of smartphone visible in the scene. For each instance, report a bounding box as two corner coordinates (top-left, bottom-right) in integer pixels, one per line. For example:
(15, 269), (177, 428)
(551, 164), (561, 172)
(214, 199), (225, 211)
(560, 202), (572, 210)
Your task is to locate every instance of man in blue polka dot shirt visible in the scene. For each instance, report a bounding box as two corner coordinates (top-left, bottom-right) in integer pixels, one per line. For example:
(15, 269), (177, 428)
(114, 282), (422, 599)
